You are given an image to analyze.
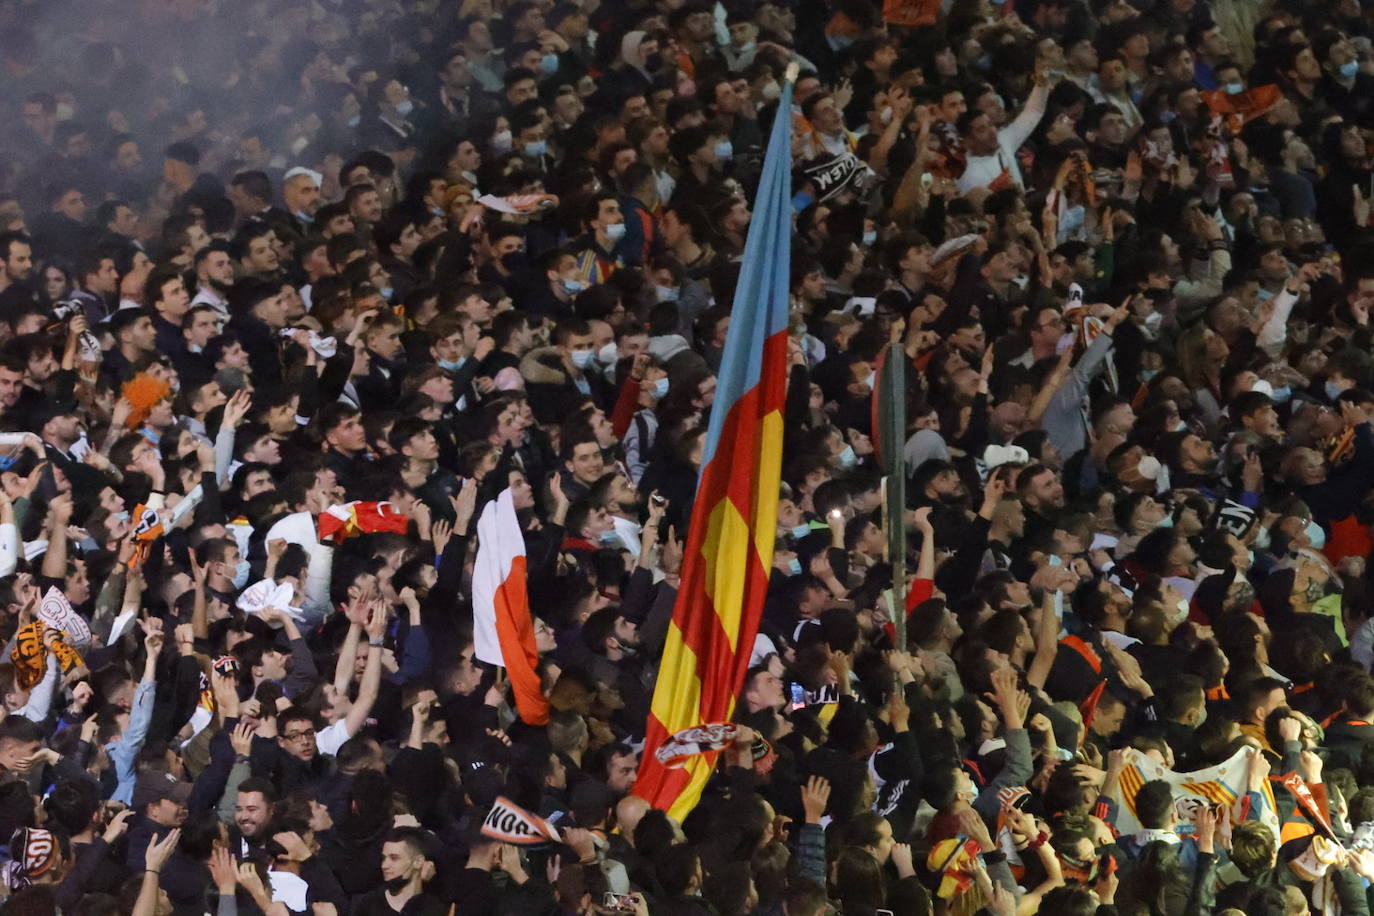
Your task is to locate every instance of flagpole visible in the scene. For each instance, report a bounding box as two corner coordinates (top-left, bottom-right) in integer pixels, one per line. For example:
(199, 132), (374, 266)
(883, 335), (908, 653)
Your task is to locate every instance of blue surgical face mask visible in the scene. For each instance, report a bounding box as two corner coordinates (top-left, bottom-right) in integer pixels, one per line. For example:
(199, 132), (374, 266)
(837, 445), (857, 468)
(491, 129), (513, 153)
(604, 223), (627, 242)
(862, 229), (877, 246)
(380, 286), (394, 300)
(1159, 110), (1178, 123)
(599, 530), (621, 545)
(1257, 288), (1275, 301)
(1140, 368), (1160, 382)
(714, 140), (734, 161)
(231, 560), (251, 590)
(395, 100), (415, 117)
(114, 510), (130, 522)
(652, 377), (670, 398)
(1306, 519), (1327, 549)
(562, 277), (586, 294)
(1326, 380), (1345, 401)
(1341, 59), (1359, 79)
(523, 140), (547, 157)
(347, 114), (361, 128)
(1224, 81), (1245, 95)
(1271, 385), (1292, 404)
(786, 557), (802, 575)
(541, 53), (560, 74)
(1157, 515), (1174, 528)
(655, 284), (680, 302)
(438, 357), (465, 372)
(571, 349), (597, 369)
(790, 524), (811, 540)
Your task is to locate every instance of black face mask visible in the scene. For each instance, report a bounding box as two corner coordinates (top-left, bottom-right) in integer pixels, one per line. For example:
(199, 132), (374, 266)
(644, 52), (664, 71)
(384, 874), (411, 894)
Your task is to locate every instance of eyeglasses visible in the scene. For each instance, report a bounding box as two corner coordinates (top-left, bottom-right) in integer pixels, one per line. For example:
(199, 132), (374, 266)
(283, 729), (316, 743)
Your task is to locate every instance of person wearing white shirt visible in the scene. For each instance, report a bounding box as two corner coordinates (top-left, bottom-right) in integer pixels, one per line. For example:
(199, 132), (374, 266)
(957, 74), (1052, 193)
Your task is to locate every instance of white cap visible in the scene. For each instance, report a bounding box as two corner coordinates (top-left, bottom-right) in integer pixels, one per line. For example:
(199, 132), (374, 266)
(283, 166), (323, 186)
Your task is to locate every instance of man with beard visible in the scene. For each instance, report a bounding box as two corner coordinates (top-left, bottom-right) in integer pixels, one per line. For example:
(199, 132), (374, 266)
(1160, 430), (1222, 494)
(231, 778), (276, 860)
(191, 240), (234, 314)
(911, 459), (970, 549)
(0, 231), (37, 314)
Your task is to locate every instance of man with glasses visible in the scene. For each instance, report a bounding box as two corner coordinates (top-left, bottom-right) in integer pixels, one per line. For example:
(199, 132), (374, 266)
(1012, 306), (1069, 369)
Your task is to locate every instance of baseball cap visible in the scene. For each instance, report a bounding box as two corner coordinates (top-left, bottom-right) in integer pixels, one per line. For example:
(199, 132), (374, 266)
(133, 770), (192, 810)
(30, 400), (78, 430)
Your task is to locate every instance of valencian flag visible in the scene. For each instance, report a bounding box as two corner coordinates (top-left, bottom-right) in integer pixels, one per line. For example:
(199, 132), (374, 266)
(633, 67), (798, 819)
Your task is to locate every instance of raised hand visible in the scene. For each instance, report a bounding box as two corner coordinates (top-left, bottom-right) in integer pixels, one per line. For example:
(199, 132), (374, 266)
(222, 390), (252, 429)
(801, 775), (831, 824)
(1194, 804), (1217, 853)
(103, 808), (135, 844)
(145, 827), (181, 873)
(431, 518), (453, 556)
(230, 720), (255, 757)
(209, 845), (237, 894)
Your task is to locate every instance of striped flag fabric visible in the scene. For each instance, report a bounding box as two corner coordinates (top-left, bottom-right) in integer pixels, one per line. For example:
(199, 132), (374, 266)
(1105, 746), (1279, 838)
(473, 488), (549, 725)
(633, 68), (798, 820)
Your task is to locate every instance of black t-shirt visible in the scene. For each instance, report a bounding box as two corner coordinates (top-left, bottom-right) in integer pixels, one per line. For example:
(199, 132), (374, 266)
(349, 889), (447, 916)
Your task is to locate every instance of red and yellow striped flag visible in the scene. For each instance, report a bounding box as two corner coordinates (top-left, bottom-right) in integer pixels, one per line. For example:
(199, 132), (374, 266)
(633, 71), (798, 821)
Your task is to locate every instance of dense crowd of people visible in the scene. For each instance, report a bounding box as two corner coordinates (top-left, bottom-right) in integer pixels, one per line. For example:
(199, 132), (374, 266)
(6, 0), (1374, 913)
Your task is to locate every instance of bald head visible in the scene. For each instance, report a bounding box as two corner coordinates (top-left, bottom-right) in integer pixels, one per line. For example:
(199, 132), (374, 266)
(615, 795), (651, 845)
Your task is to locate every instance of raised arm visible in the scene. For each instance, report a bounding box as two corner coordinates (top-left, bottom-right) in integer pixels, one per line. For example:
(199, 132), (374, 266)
(343, 602), (389, 737)
(40, 493), (73, 580)
(135, 830), (181, 916)
(912, 506), (935, 581)
(1026, 587), (1062, 689)
(333, 614), (363, 696)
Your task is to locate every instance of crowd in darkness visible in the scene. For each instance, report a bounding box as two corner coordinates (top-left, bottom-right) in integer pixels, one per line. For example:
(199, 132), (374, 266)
(10, 0), (1374, 913)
